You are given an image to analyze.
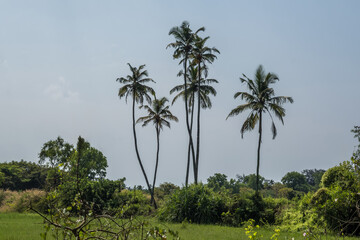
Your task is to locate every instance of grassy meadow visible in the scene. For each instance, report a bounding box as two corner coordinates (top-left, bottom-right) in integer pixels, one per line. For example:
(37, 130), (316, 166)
(0, 213), (358, 240)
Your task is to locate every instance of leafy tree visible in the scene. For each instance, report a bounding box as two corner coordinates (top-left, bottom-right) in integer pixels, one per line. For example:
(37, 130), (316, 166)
(237, 173), (265, 191)
(137, 96), (178, 204)
(39, 137), (107, 183)
(39, 136), (74, 189)
(207, 173), (229, 191)
(281, 171), (309, 192)
(227, 65), (294, 193)
(0, 160), (48, 190)
(39, 136), (74, 168)
(116, 63), (156, 208)
(156, 182), (179, 196)
(207, 173), (244, 194)
(301, 169), (325, 190)
(167, 21), (204, 185)
(190, 35), (219, 183)
(320, 162), (356, 190)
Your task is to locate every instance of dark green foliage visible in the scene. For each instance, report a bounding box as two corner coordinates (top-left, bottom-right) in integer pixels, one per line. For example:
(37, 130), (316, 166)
(222, 193), (287, 226)
(238, 174), (266, 191)
(57, 178), (126, 214)
(158, 184), (226, 224)
(302, 169), (325, 190)
(277, 187), (304, 200)
(0, 160), (48, 190)
(207, 173), (229, 191)
(159, 183), (286, 226)
(281, 171), (309, 193)
(155, 182), (179, 201)
(112, 189), (152, 217)
(207, 173), (243, 193)
(321, 163), (356, 190)
(38, 136), (108, 191)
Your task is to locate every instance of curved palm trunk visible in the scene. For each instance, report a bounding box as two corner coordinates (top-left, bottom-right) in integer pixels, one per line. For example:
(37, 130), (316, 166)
(185, 94), (195, 187)
(256, 111), (263, 194)
(183, 55), (197, 184)
(132, 95), (157, 208)
(195, 63), (201, 182)
(151, 125), (160, 204)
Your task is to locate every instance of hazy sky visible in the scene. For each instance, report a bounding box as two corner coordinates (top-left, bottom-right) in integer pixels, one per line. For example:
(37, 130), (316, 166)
(1, 1), (359, 187)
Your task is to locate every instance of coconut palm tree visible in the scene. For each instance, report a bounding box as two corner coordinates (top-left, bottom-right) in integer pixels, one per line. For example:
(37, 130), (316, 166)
(137, 97), (178, 203)
(170, 65), (217, 186)
(191, 35), (220, 182)
(167, 21), (204, 184)
(116, 63), (157, 208)
(227, 65), (293, 193)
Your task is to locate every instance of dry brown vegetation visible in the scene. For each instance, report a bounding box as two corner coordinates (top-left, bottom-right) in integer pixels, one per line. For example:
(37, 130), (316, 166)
(0, 189), (45, 212)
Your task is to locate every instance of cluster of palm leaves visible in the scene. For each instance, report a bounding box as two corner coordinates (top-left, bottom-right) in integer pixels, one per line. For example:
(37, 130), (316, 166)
(116, 21), (293, 203)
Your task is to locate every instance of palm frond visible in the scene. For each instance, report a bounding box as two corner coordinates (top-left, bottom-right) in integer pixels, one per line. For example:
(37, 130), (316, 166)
(226, 103), (255, 119)
(240, 112), (259, 138)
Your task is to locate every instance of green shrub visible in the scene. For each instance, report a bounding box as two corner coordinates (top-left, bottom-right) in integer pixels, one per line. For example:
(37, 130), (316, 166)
(321, 163), (356, 190)
(112, 189), (152, 217)
(309, 160), (360, 236)
(158, 184), (226, 224)
(225, 193), (288, 226)
(312, 185), (360, 235)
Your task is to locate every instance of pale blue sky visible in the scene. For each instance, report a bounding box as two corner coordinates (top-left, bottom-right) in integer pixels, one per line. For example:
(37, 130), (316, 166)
(1, 1), (359, 186)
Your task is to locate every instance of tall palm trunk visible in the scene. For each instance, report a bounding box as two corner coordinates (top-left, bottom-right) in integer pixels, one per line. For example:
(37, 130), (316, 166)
(183, 55), (197, 184)
(195, 63), (201, 181)
(185, 94), (195, 187)
(151, 125), (160, 204)
(132, 95), (157, 208)
(256, 111), (263, 194)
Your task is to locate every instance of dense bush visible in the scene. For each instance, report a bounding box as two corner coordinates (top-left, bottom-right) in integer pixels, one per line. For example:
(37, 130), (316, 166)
(154, 182), (179, 202)
(222, 193), (288, 226)
(158, 184), (226, 224)
(112, 189), (152, 217)
(311, 160), (360, 236)
(159, 183), (288, 226)
(0, 161), (48, 190)
(51, 178), (129, 214)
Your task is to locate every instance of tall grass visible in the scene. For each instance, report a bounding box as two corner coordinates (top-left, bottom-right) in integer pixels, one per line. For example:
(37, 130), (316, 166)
(0, 189), (45, 213)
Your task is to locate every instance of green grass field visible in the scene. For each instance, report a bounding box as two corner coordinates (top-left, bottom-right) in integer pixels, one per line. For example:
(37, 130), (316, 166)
(0, 213), (358, 240)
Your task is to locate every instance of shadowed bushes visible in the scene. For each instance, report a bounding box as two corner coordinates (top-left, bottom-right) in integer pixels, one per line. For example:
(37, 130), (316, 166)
(158, 184), (286, 226)
(158, 184), (226, 224)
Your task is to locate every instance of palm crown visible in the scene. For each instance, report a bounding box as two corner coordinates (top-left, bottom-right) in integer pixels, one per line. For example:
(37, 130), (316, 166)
(191, 35), (220, 68)
(137, 97), (178, 130)
(170, 65), (217, 110)
(116, 63), (155, 105)
(167, 21), (205, 62)
(227, 65), (293, 139)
